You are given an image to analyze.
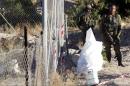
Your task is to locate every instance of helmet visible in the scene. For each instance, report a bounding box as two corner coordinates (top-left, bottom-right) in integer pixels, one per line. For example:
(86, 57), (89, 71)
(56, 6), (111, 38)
(86, 4), (92, 10)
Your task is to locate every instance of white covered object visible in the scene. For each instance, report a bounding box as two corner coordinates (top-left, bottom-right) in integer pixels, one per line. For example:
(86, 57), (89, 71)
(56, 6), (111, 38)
(77, 28), (103, 73)
(86, 69), (99, 85)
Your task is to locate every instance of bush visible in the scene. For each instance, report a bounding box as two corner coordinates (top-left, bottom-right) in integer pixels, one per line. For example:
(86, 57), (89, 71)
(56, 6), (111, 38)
(66, 0), (130, 27)
(0, 0), (41, 26)
(3, 0), (25, 15)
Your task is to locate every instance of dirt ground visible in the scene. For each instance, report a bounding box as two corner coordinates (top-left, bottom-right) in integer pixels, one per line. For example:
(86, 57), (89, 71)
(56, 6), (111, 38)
(0, 22), (130, 86)
(64, 22), (130, 86)
(62, 46), (130, 86)
(98, 46), (130, 86)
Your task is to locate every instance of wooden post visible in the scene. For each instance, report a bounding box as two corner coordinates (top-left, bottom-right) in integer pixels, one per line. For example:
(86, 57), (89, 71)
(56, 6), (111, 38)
(24, 26), (28, 86)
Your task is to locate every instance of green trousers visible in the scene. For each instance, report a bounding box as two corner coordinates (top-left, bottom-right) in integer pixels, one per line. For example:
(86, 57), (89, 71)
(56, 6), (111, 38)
(104, 38), (122, 65)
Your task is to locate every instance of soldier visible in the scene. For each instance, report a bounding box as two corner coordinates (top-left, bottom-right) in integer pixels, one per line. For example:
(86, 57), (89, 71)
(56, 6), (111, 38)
(101, 4), (124, 67)
(77, 4), (96, 44)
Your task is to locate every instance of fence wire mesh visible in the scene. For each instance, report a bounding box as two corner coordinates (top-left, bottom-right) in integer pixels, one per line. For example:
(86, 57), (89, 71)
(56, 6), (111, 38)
(0, 36), (44, 86)
(0, 0), (42, 86)
(0, 0), (65, 86)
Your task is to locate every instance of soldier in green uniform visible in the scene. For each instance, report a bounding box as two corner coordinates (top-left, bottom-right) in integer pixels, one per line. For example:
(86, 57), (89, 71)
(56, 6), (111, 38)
(101, 4), (124, 67)
(77, 4), (96, 44)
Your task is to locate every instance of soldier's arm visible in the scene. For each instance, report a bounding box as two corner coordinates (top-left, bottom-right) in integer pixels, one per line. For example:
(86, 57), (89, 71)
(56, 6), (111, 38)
(117, 15), (122, 37)
(101, 15), (113, 42)
(101, 15), (111, 36)
(76, 12), (85, 28)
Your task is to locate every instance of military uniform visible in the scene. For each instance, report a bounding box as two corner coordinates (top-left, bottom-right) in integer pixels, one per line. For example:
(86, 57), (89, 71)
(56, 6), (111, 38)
(101, 13), (123, 66)
(77, 10), (96, 44)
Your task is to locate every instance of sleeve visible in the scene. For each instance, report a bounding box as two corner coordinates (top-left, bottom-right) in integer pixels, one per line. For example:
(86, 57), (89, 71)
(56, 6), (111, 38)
(76, 12), (84, 27)
(101, 15), (109, 35)
(101, 15), (113, 42)
(118, 14), (121, 26)
(117, 14), (122, 37)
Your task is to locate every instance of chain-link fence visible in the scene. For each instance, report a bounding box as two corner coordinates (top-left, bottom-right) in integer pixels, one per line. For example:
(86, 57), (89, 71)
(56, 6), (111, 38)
(0, 0), (42, 26)
(0, 0), (65, 86)
(0, 0), (43, 86)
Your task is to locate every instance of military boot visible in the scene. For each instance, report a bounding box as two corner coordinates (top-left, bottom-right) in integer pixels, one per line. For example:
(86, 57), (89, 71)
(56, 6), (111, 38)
(117, 55), (125, 67)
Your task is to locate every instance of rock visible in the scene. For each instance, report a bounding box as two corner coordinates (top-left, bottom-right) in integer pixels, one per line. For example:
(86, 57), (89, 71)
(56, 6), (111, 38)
(0, 33), (16, 39)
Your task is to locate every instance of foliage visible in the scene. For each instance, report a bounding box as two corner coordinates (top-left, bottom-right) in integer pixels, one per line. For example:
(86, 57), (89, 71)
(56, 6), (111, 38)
(0, 0), (41, 25)
(126, 0), (130, 3)
(3, 0), (25, 15)
(66, 0), (130, 27)
(2, 0), (38, 16)
(103, 0), (130, 16)
(19, 0), (37, 16)
(66, 0), (103, 27)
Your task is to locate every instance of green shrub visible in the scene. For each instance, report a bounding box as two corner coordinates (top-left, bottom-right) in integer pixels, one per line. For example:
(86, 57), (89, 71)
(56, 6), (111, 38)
(66, 0), (130, 27)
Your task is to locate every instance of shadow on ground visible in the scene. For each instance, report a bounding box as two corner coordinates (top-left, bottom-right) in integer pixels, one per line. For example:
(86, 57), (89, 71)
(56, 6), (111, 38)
(121, 28), (130, 46)
(98, 73), (120, 86)
(99, 73), (120, 81)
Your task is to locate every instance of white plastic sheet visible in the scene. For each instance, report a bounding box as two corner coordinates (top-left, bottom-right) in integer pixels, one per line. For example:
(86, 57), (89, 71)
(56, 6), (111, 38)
(77, 28), (103, 74)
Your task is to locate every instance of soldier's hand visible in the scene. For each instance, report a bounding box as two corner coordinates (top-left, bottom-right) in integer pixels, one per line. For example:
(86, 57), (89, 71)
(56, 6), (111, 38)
(117, 35), (120, 40)
(108, 35), (114, 43)
(115, 37), (120, 43)
(115, 35), (120, 42)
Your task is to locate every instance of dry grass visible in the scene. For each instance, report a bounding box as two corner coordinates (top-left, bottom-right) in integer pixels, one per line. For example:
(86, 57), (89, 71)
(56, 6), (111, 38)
(14, 23), (42, 36)
(50, 71), (78, 86)
(50, 72), (64, 86)
(0, 23), (42, 53)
